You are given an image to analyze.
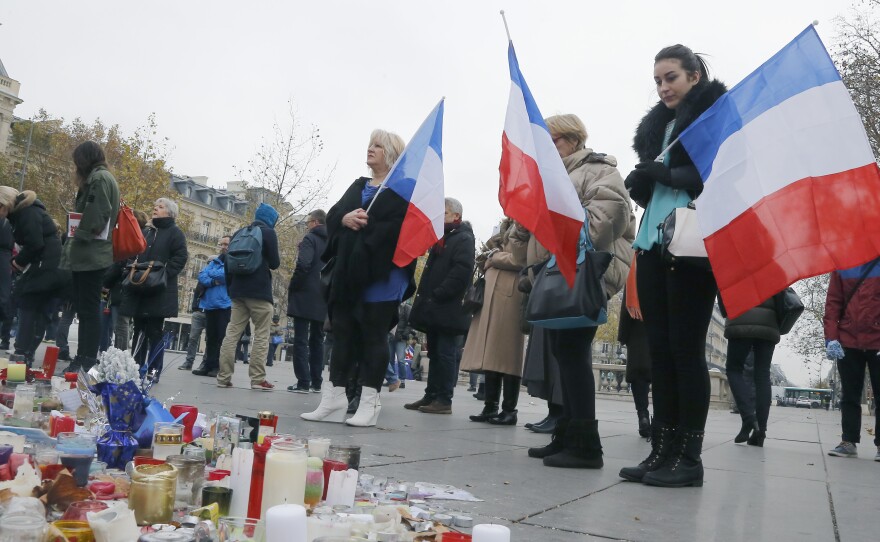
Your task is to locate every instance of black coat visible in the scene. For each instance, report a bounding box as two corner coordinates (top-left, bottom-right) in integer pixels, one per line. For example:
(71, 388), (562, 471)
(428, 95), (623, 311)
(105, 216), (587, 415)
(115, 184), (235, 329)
(324, 177), (416, 308)
(120, 217), (188, 318)
(287, 224), (328, 322)
(409, 222), (476, 334)
(8, 193), (69, 298)
(723, 296), (781, 344)
(0, 218), (13, 319)
(225, 220), (280, 304)
(618, 289), (651, 382)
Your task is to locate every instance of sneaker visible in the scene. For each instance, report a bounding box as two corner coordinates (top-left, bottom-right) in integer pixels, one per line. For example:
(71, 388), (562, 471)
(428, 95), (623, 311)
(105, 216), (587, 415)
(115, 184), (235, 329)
(828, 441), (857, 458)
(217, 381), (232, 388)
(252, 380), (275, 391)
(400, 381), (406, 389)
(875, 446), (880, 462)
(310, 387), (321, 393)
(287, 386), (310, 394)
(418, 401), (452, 415)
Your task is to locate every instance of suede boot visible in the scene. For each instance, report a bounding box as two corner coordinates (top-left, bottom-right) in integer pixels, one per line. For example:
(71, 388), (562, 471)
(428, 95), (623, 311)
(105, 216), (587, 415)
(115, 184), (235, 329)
(637, 410), (651, 438)
(543, 419), (603, 469)
(735, 418), (759, 444)
(528, 419), (568, 458)
(642, 430), (704, 488)
(619, 424), (676, 482)
(747, 428), (766, 447)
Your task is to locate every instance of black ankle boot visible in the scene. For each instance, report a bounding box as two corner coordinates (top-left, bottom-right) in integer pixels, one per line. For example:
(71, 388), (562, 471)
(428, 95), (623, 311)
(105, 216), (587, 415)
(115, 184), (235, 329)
(747, 428), (766, 447)
(191, 361), (211, 376)
(735, 419), (759, 444)
(619, 424), (676, 482)
(487, 410), (517, 425)
(637, 410), (651, 438)
(473, 383), (485, 400)
(469, 399), (500, 421)
(543, 419), (603, 469)
(642, 429), (705, 488)
(530, 415), (560, 434)
(528, 419), (568, 458)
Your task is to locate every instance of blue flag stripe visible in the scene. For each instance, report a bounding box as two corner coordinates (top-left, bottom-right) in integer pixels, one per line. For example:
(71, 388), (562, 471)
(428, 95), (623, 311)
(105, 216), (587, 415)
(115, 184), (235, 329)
(508, 43), (550, 133)
(384, 100), (444, 202)
(680, 26), (841, 181)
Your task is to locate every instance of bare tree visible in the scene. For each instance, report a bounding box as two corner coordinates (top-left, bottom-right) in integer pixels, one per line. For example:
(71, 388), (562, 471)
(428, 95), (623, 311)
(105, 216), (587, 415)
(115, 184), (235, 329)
(788, 274), (831, 386)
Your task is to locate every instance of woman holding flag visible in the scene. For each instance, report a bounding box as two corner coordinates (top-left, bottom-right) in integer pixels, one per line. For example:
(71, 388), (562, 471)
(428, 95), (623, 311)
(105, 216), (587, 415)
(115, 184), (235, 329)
(619, 45), (727, 488)
(302, 129), (416, 428)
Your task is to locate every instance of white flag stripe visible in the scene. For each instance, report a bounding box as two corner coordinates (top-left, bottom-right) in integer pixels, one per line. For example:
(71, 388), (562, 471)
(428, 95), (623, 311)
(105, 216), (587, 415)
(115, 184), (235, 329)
(504, 83), (538, 158)
(411, 147), (446, 239)
(697, 81), (874, 237)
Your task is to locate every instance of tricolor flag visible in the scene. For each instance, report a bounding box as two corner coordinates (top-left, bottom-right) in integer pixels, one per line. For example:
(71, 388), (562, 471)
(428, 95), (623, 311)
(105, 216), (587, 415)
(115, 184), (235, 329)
(681, 26), (880, 319)
(374, 99), (446, 267)
(499, 43), (585, 286)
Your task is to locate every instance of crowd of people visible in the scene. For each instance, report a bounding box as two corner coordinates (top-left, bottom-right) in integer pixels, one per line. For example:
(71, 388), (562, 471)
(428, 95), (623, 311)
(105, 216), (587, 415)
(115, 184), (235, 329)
(2, 43), (878, 491)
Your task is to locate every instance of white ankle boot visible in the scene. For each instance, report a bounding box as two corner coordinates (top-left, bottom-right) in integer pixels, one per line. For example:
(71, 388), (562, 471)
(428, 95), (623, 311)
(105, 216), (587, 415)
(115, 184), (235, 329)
(301, 386), (348, 422)
(345, 387), (381, 427)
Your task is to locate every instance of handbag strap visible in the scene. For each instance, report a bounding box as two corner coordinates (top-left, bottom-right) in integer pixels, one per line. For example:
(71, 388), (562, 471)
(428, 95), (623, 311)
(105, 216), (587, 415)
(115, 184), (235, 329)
(128, 261), (155, 285)
(841, 257), (880, 315)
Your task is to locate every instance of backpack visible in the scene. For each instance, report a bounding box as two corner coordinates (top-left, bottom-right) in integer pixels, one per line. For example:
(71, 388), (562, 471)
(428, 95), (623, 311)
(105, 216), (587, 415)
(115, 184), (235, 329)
(226, 224), (264, 275)
(113, 200), (147, 261)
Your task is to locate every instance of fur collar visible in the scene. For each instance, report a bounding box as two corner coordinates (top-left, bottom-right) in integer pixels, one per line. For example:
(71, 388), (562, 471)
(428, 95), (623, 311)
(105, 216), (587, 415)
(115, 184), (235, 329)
(632, 79), (728, 167)
(12, 191), (37, 214)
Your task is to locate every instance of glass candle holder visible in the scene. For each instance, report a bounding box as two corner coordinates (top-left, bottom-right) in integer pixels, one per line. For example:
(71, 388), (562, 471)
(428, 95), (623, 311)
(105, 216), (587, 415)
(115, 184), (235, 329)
(11, 383), (35, 418)
(166, 454), (206, 508)
(261, 439), (307, 515)
(218, 517), (265, 542)
(212, 414), (241, 466)
(61, 500), (109, 521)
(51, 520), (94, 542)
(152, 422), (184, 461)
(56, 433), (98, 456)
(203, 486), (233, 516)
(307, 437), (331, 459)
(128, 463), (179, 525)
(327, 445), (360, 470)
(0, 514), (48, 542)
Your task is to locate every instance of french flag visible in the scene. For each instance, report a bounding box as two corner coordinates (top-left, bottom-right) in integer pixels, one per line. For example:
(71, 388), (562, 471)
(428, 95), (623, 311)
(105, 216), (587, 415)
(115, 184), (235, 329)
(681, 26), (880, 318)
(379, 99), (446, 267)
(499, 43), (585, 286)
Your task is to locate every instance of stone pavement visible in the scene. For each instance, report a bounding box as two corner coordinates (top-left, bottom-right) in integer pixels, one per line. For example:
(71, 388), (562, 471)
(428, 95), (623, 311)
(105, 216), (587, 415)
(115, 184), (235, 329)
(39, 342), (880, 541)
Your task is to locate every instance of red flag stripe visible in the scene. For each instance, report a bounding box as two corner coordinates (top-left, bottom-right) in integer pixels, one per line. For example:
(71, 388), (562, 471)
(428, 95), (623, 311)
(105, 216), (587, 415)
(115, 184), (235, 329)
(393, 203), (438, 268)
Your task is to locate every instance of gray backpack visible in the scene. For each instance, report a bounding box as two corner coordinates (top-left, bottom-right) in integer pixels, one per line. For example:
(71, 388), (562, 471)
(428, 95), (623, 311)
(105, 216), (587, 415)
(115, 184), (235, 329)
(226, 224), (263, 275)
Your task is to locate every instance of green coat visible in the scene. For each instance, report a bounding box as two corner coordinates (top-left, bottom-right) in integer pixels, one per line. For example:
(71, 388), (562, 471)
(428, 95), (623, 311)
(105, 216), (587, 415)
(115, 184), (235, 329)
(61, 166), (120, 271)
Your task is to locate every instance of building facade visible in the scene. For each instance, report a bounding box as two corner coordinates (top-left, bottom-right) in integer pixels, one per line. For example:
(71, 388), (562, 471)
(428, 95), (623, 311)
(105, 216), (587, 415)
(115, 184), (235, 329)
(0, 59), (22, 155)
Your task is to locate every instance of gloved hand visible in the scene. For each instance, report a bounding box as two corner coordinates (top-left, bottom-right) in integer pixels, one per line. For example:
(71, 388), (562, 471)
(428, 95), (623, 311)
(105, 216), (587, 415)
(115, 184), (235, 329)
(826, 340), (845, 360)
(634, 161), (672, 187)
(624, 168), (653, 208)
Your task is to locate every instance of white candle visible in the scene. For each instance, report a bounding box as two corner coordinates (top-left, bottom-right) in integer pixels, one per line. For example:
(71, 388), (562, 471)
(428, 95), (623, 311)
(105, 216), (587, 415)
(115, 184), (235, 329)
(261, 441), (307, 515)
(473, 524), (511, 542)
(229, 447), (254, 517)
(307, 437), (331, 459)
(265, 503), (307, 542)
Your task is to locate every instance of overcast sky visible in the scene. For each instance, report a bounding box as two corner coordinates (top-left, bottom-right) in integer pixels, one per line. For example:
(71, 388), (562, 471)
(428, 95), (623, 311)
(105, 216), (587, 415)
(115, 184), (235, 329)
(1, 0), (854, 385)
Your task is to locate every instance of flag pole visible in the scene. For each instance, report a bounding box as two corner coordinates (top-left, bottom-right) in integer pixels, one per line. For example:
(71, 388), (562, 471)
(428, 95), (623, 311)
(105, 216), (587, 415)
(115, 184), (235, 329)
(500, 10), (512, 41)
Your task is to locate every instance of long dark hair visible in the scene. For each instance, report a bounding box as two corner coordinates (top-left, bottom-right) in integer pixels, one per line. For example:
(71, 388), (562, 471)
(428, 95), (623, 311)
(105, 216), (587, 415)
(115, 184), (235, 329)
(655, 44), (710, 81)
(72, 141), (108, 182)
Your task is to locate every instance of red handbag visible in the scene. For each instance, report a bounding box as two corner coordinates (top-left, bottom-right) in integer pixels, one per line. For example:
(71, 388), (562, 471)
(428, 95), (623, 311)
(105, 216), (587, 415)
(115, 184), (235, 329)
(112, 200), (146, 261)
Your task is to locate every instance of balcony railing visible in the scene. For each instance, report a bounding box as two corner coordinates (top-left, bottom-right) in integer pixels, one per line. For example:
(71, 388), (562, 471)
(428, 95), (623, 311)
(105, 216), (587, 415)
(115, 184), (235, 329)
(185, 230), (220, 246)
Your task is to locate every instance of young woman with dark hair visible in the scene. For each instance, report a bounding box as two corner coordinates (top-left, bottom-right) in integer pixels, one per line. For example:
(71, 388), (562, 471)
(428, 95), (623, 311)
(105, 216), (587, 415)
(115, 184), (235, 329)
(618, 45), (727, 488)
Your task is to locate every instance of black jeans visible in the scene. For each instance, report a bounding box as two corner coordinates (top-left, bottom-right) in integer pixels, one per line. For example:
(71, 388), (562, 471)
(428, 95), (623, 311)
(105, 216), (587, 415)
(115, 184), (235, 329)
(72, 268), (109, 361)
(838, 347), (880, 445)
(727, 338), (775, 430)
(293, 317), (325, 389)
(329, 301), (398, 391)
(132, 317), (166, 374)
(637, 249), (717, 431)
(548, 326), (598, 420)
(203, 308), (231, 371)
(630, 377), (651, 415)
(423, 328), (460, 405)
(14, 292), (53, 361)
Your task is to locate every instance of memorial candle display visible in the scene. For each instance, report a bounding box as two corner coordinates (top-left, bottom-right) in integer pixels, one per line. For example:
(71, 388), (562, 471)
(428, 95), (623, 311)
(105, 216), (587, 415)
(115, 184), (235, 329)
(261, 439), (307, 515)
(304, 457), (324, 507)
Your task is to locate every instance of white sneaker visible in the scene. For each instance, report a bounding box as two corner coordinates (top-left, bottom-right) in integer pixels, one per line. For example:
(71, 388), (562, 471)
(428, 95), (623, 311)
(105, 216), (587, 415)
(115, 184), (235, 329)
(300, 386), (348, 423)
(345, 387), (381, 427)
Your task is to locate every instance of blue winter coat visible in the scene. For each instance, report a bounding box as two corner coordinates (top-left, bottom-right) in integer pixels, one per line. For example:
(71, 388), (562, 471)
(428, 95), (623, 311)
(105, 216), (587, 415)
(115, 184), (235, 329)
(199, 255), (232, 310)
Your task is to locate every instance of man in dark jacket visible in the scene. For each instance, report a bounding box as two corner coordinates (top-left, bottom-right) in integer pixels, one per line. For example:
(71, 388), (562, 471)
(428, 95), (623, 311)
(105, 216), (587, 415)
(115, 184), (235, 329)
(287, 209), (328, 393)
(404, 198), (476, 414)
(217, 203), (281, 391)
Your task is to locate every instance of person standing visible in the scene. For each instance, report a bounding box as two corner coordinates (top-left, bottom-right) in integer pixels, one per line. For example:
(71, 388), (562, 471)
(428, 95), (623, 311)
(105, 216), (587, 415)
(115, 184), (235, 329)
(267, 316), (282, 367)
(179, 284), (207, 371)
(287, 209), (328, 392)
(62, 141), (120, 372)
(619, 260), (652, 438)
(0, 217), (13, 349)
(385, 302), (414, 391)
(192, 236), (232, 378)
(824, 257), (880, 460)
(619, 45), (727, 488)
(216, 203), (281, 391)
(404, 198), (476, 415)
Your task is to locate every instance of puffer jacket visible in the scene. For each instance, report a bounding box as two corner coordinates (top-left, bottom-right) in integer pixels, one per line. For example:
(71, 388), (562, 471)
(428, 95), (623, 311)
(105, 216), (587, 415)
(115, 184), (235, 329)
(724, 296), (781, 344)
(824, 259), (880, 350)
(199, 255), (231, 310)
(524, 148), (635, 298)
(8, 191), (70, 297)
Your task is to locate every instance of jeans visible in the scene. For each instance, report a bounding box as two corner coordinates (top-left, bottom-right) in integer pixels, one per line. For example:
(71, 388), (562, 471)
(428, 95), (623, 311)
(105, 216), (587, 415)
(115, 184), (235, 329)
(423, 329), (460, 405)
(115, 314), (130, 350)
(185, 311), (207, 363)
(14, 292), (53, 362)
(837, 348), (880, 445)
(328, 301), (398, 391)
(72, 268), (109, 362)
(548, 326), (598, 420)
(218, 298), (273, 385)
(203, 308), (231, 371)
(132, 317), (166, 374)
(55, 301), (76, 355)
(637, 248), (717, 431)
(727, 338), (775, 431)
(292, 317), (325, 389)
(384, 337), (407, 384)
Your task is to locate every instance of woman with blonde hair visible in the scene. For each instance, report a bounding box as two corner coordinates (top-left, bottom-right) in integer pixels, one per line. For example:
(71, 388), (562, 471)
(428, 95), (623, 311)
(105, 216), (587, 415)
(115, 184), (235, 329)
(302, 129), (416, 427)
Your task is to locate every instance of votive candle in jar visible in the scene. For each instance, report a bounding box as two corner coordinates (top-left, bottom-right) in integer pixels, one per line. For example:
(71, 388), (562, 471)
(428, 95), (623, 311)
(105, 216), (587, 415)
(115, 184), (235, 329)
(152, 422), (184, 461)
(166, 454), (206, 508)
(257, 411), (278, 445)
(11, 383), (35, 418)
(261, 439), (307, 515)
(128, 463), (178, 525)
(307, 437), (331, 459)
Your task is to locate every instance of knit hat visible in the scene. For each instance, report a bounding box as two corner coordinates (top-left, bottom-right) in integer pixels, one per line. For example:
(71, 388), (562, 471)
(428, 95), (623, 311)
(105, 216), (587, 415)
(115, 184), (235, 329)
(254, 203), (279, 228)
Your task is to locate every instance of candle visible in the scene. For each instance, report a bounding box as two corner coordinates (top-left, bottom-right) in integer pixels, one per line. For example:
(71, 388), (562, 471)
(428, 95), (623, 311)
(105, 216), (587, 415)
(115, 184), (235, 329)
(7, 363), (26, 382)
(247, 439), (270, 519)
(152, 422), (184, 460)
(0, 357), (8, 370)
(304, 457), (323, 507)
(11, 383), (35, 418)
(261, 440), (307, 515)
(229, 446), (254, 517)
(321, 459), (348, 501)
(59, 455), (93, 487)
(265, 503), (307, 542)
(257, 411), (278, 444)
(88, 504), (140, 542)
(472, 524), (511, 542)
(307, 437), (331, 459)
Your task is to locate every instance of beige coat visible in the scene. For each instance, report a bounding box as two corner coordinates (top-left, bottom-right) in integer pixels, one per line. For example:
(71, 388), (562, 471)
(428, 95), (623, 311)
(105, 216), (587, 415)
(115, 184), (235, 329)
(460, 220), (528, 377)
(524, 148), (635, 297)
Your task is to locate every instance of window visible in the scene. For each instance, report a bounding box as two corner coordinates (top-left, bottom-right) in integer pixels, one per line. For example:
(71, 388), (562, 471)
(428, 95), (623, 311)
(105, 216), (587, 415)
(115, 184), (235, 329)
(205, 193), (213, 205)
(601, 342), (609, 354)
(201, 221), (211, 236)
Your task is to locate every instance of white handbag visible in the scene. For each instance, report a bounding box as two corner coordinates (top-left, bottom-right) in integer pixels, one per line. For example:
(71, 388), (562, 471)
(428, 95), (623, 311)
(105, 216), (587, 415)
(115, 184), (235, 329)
(659, 203), (710, 268)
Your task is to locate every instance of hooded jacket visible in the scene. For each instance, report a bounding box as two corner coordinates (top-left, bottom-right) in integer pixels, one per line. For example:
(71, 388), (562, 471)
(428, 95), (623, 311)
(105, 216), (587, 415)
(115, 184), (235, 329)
(62, 165), (120, 271)
(824, 259), (880, 350)
(226, 203), (281, 304)
(199, 254), (232, 310)
(287, 223), (328, 322)
(7, 191), (70, 297)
